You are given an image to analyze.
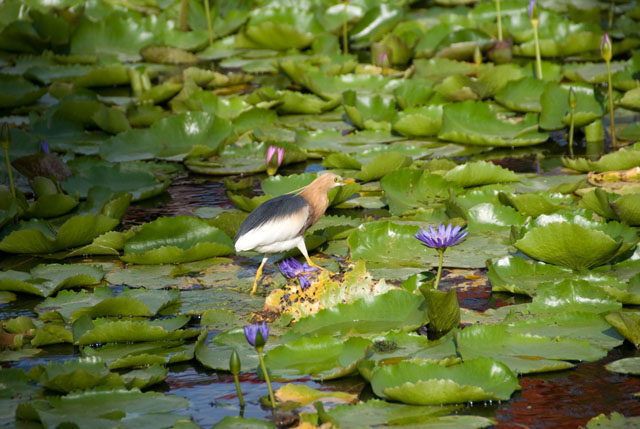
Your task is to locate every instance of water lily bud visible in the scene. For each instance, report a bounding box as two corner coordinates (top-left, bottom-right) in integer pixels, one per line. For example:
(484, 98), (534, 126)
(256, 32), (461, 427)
(528, 0), (539, 23)
(230, 349), (241, 375)
(568, 87), (577, 110)
(1, 123), (9, 151)
(601, 33), (612, 62)
(473, 45), (482, 67)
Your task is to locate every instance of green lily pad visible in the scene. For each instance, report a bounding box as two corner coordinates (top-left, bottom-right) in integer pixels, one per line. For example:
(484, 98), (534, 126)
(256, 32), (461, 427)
(244, 8), (318, 50)
(322, 399), (492, 429)
(444, 161), (520, 188)
(20, 388), (189, 428)
(0, 215), (120, 254)
(355, 152), (412, 183)
(487, 256), (574, 295)
(494, 77), (546, 112)
(380, 168), (453, 215)
(37, 357), (116, 393)
(393, 105), (443, 137)
(438, 101), (548, 146)
(83, 340), (195, 369)
(72, 315), (198, 345)
(514, 215), (637, 270)
(289, 289), (427, 337)
(563, 145), (640, 173)
(605, 357), (640, 375)
(585, 412), (640, 428)
(529, 279), (622, 315)
(370, 357), (519, 405)
(265, 335), (371, 380)
(0, 263), (104, 297)
(457, 324), (607, 375)
(343, 90), (397, 131)
(99, 112), (233, 162)
(62, 161), (169, 202)
(539, 82), (605, 130)
(364, 331), (458, 367)
(122, 216), (234, 264)
(0, 73), (46, 107)
(604, 312), (640, 348)
(348, 221), (512, 269)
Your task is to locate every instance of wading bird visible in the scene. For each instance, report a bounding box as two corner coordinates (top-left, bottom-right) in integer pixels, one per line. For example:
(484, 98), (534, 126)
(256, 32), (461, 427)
(234, 173), (353, 295)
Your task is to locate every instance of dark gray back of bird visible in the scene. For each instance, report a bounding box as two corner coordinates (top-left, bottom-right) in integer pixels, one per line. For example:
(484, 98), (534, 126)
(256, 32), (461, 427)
(234, 194), (309, 243)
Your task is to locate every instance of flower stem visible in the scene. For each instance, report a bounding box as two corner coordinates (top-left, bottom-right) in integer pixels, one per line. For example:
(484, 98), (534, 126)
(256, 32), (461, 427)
(605, 59), (616, 147)
(495, 0), (503, 41)
(434, 249), (444, 290)
(257, 348), (275, 409)
(203, 0), (214, 46)
(233, 374), (245, 408)
(568, 108), (575, 158)
(532, 21), (543, 79)
(2, 146), (14, 197)
(342, 0), (348, 55)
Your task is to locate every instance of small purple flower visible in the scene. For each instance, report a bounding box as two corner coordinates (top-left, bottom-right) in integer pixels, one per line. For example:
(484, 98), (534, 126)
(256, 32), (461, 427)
(244, 321), (269, 348)
(266, 145), (284, 167)
(40, 141), (50, 154)
(280, 257), (319, 290)
(414, 224), (468, 250)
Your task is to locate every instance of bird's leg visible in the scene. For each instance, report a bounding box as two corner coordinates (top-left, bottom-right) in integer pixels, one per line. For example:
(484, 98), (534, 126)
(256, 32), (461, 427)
(250, 256), (269, 295)
(297, 240), (333, 275)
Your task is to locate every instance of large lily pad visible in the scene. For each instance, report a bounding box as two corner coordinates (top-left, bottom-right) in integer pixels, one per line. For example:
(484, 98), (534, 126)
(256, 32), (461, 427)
(264, 335), (371, 380)
(122, 216), (234, 264)
(99, 112), (233, 162)
(539, 82), (605, 130)
(380, 168), (453, 215)
(370, 357), (519, 405)
(83, 340), (195, 369)
(457, 324), (607, 375)
(444, 161), (520, 187)
(0, 263), (104, 297)
(438, 101), (548, 146)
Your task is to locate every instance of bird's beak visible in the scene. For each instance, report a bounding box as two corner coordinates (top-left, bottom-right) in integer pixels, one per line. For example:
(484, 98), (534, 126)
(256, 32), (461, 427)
(342, 178), (357, 184)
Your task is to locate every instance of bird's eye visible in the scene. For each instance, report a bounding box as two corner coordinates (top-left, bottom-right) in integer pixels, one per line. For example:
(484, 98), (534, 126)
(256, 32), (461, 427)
(334, 177), (339, 182)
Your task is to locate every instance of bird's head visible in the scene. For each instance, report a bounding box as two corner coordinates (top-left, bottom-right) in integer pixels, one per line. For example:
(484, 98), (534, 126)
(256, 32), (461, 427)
(313, 173), (355, 191)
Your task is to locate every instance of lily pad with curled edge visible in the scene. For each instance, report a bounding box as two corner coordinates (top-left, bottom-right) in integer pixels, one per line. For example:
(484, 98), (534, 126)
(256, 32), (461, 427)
(244, 8), (319, 50)
(488, 256), (574, 296)
(99, 111), (233, 162)
(394, 78), (435, 109)
(604, 312), (640, 348)
(498, 191), (573, 217)
(121, 216), (233, 265)
(539, 82), (605, 130)
(343, 90), (397, 131)
(72, 315), (198, 345)
(82, 340), (195, 369)
(392, 106), (443, 137)
(264, 335), (371, 380)
(37, 287), (180, 323)
(0, 73), (46, 107)
(370, 357), (519, 405)
(355, 152), (412, 183)
(605, 357), (640, 375)
(0, 264), (104, 297)
(37, 357), (117, 393)
(444, 161), (520, 188)
(456, 324), (607, 375)
(322, 399), (493, 429)
(562, 145), (640, 173)
(348, 221), (512, 270)
(466, 203), (528, 232)
(288, 289), (427, 338)
(513, 214), (637, 270)
(380, 168), (454, 215)
(296, 129), (404, 155)
(0, 215), (119, 254)
(438, 101), (548, 146)
(19, 388), (189, 429)
(494, 76), (546, 112)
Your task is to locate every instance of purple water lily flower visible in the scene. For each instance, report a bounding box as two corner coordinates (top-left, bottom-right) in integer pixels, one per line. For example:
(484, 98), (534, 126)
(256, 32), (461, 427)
(266, 145), (284, 167)
(40, 141), (50, 154)
(414, 224), (468, 250)
(528, 0), (537, 20)
(280, 257), (319, 290)
(244, 321), (269, 348)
